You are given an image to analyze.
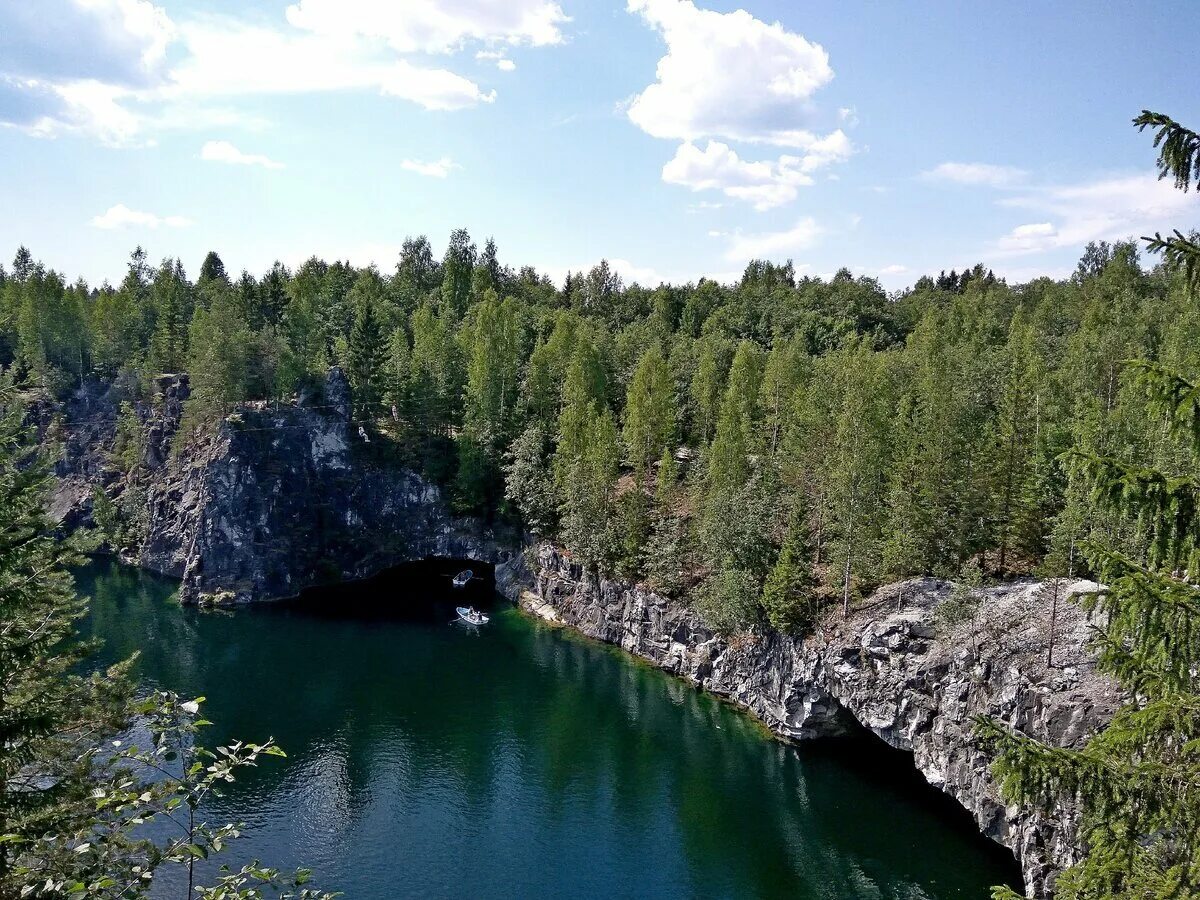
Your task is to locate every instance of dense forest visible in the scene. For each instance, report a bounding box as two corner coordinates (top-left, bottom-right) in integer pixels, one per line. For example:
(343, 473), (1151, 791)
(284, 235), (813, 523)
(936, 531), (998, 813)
(2, 226), (1197, 633)
(1, 108), (1199, 898)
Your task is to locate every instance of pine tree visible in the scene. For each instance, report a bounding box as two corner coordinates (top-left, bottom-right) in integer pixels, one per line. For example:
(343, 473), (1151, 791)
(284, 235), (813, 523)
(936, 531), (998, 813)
(622, 345), (676, 477)
(440, 228), (476, 319)
(979, 111), (1200, 899)
(0, 377), (133, 889)
(827, 340), (891, 617)
(760, 501), (820, 633)
(645, 447), (687, 596)
(147, 259), (191, 374)
(346, 285), (386, 422)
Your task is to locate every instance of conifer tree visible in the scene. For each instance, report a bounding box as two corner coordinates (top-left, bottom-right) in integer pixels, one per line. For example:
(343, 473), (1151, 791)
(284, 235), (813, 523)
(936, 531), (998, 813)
(346, 285), (386, 421)
(0, 377), (132, 888)
(147, 259), (191, 374)
(622, 345), (676, 477)
(440, 228), (476, 319)
(980, 111), (1200, 899)
(645, 447), (687, 596)
(760, 501), (820, 632)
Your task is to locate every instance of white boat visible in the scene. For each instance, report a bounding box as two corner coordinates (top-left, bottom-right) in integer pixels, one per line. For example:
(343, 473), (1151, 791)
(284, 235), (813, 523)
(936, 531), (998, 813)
(451, 569), (473, 588)
(455, 606), (489, 626)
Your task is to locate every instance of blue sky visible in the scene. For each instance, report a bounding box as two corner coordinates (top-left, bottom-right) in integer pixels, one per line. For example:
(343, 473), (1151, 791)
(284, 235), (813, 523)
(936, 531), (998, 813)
(1, 0), (1198, 290)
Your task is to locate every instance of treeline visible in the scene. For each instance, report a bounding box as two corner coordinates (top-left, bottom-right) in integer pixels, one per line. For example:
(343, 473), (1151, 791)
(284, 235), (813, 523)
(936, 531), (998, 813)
(2, 233), (1197, 631)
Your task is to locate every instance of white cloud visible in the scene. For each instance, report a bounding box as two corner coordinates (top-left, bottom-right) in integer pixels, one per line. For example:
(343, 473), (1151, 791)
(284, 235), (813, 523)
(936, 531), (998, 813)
(91, 203), (190, 229)
(401, 157), (459, 178)
(626, 0), (835, 148)
(878, 264), (908, 275)
(170, 20), (496, 112)
(2, 0), (561, 145)
(0, 0), (174, 88)
(923, 161), (1027, 188)
(200, 139), (284, 169)
(285, 0), (569, 54)
(662, 136), (850, 210)
(476, 50), (518, 70)
(992, 174), (1200, 258)
(609, 258), (664, 286)
(724, 218), (822, 262)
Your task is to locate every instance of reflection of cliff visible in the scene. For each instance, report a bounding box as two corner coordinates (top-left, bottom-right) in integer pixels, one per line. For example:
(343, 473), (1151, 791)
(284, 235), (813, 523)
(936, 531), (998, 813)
(79, 561), (1019, 898)
(526, 544), (1118, 897)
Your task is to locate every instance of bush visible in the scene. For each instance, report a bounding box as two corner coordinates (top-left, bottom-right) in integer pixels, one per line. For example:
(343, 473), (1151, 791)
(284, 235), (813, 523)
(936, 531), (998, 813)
(696, 563), (759, 633)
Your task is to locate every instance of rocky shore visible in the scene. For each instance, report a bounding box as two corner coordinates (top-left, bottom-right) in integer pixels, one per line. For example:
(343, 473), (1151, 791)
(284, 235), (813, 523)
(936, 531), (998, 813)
(523, 544), (1119, 896)
(46, 374), (1116, 896)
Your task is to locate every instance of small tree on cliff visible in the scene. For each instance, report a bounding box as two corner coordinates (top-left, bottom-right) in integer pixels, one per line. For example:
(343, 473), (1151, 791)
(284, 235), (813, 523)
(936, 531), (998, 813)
(760, 501), (819, 633)
(977, 112), (1200, 899)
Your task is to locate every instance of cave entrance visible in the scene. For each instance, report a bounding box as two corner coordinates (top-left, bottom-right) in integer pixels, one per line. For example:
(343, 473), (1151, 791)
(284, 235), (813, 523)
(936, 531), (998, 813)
(289, 557), (497, 623)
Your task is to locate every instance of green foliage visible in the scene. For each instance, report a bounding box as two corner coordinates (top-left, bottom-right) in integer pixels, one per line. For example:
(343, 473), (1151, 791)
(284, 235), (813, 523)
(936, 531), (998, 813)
(0, 381), (335, 898)
(934, 559), (983, 631)
(696, 563), (760, 634)
(622, 345), (676, 476)
(979, 111), (1200, 899)
(558, 405), (620, 571)
(346, 275), (388, 421)
(760, 503), (820, 633)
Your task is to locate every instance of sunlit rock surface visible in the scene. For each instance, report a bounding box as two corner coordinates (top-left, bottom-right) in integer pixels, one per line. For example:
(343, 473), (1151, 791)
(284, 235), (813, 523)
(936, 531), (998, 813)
(525, 544), (1119, 898)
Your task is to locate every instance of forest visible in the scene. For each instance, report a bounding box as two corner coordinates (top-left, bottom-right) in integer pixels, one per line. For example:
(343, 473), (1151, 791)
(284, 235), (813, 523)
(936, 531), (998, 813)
(1, 226), (1196, 634)
(1, 108), (1199, 898)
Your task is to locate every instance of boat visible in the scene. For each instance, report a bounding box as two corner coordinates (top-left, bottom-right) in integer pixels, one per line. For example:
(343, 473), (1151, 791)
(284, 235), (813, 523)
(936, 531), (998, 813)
(451, 569), (473, 588)
(455, 606), (489, 626)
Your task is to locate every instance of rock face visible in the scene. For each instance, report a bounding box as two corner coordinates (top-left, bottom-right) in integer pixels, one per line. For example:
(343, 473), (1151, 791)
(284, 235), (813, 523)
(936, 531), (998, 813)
(49, 372), (1117, 894)
(54, 370), (527, 603)
(524, 544), (1120, 897)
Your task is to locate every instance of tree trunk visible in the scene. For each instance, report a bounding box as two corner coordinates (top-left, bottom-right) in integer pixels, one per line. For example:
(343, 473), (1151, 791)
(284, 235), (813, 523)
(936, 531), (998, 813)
(842, 507), (855, 620)
(1047, 578), (1060, 668)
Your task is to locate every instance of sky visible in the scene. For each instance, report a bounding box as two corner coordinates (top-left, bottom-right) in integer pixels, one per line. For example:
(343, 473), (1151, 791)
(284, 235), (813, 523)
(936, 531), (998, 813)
(1, 0), (1198, 292)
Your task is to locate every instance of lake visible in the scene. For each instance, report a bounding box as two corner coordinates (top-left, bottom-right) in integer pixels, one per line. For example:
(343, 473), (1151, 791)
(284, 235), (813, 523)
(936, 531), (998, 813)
(78, 559), (1021, 899)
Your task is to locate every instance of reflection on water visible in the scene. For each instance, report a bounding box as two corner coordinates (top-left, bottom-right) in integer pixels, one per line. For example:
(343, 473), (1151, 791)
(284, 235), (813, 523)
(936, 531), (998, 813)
(78, 560), (1021, 899)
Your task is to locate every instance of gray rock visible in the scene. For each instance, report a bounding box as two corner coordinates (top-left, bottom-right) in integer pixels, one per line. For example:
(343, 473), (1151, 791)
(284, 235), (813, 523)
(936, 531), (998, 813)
(523, 544), (1119, 898)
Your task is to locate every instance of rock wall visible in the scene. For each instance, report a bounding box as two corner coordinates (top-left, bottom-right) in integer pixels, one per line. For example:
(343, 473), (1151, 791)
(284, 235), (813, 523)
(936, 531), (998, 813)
(50, 372), (1116, 894)
(523, 544), (1120, 897)
(53, 370), (528, 603)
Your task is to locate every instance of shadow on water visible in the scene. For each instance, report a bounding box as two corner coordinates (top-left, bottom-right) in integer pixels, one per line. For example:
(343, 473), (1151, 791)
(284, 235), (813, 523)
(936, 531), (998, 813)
(77, 558), (1023, 899)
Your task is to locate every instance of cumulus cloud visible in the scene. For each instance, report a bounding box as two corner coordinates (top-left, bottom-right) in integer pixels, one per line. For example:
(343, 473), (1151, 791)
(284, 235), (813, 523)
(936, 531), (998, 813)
(91, 203), (190, 229)
(0, 0), (174, 88)
(923, 161), (1027, 188)
(992, 174), (1200, 257)
(626, 0), (836, 148)
(285, 0), (568, 54)
(170, 21), (496, 111)
(724, 218), (822, 262)
(401, 157), (460, 178)
(200, 139), (284, 169)
(878, 264), (908, 275)
(2, 0), (559, 145)
(662, 135), (850, 210)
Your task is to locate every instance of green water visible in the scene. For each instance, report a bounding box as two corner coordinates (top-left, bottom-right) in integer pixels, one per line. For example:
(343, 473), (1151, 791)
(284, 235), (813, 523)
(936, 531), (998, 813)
(78, 560), (1020, 899)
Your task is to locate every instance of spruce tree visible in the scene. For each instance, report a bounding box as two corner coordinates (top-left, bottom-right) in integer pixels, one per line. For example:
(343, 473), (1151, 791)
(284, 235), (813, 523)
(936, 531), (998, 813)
(760, 501), (820, 633)
(346, 287), (386, 422)
(979, 111), (1200, 899)
(0, 377), (132, 889)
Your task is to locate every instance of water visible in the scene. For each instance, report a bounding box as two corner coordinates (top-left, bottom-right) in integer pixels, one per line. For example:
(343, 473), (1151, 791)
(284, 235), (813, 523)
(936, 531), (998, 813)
(78, 560), (1021, 899)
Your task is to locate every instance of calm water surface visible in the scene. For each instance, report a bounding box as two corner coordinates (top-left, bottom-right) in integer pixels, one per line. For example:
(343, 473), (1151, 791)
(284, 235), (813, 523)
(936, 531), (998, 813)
(78, 560), (1020, 899)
